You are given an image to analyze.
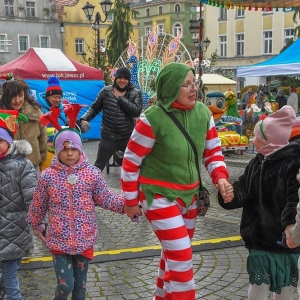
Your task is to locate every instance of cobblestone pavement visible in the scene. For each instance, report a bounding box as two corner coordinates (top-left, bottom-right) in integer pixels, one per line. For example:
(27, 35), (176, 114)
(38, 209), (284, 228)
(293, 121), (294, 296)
(15, 141), (298, 299)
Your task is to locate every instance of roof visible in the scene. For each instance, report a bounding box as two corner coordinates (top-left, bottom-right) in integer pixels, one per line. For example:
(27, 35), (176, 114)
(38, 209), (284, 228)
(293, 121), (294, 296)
(237, 38), (300, 77)
(201, 74), (236, 85)
(0, 48), (104, 80)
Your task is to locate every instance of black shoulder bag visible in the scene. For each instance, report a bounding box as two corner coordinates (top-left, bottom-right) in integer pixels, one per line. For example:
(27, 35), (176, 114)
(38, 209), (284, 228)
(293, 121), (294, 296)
(156, 103), (210, 216)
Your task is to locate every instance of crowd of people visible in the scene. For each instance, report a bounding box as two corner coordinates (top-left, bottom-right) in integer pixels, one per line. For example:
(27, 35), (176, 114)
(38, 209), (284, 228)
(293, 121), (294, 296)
(0, 64), (299, 300)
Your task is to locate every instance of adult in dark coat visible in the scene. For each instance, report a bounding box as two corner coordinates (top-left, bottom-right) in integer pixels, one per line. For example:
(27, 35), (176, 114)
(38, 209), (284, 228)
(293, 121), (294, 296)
(218, 106), (300, 300)
(80, 67), (142, 170)
(275, 89), (287, 109)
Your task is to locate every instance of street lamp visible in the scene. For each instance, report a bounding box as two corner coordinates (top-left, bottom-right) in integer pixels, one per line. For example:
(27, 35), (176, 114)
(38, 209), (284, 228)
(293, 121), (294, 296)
(194, 37), (211, 53)
(82, 0), (113, 69)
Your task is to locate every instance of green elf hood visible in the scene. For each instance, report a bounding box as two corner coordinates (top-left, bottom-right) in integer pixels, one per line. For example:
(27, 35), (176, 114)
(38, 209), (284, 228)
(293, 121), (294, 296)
(155, 63), (195, 110)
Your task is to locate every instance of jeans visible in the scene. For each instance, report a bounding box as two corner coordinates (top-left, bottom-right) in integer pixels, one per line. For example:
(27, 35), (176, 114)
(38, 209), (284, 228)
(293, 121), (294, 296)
(94, 138), (130, 171)
(1, 259), (22, 300)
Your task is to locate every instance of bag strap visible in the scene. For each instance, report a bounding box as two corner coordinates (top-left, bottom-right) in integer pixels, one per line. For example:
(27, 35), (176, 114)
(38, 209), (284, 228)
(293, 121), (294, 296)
(156, 102), (203, 189)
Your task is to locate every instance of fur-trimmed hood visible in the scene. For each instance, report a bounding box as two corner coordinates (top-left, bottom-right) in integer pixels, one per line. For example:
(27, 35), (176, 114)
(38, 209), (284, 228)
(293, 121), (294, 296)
(8, 140), (32, 156)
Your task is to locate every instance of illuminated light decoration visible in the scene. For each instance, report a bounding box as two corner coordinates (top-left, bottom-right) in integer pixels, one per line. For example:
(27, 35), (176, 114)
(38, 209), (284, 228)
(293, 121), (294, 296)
(283, 7), (286, 11)
(248, 5), (252, 10)
(262, 6), (265, 10)
(276, 7), (279, 11)
(255, 6), (258, 10)
(199, 1), (300, 10)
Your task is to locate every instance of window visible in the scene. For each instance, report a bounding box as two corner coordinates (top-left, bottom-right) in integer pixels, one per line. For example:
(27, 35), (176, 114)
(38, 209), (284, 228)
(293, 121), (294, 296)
(75, 38), (84, 54)
(219, 35), (227, 57)
(263, 31), (272, 54)
(106, 11), (114, 21)
(158, 24), (164, 35)
(4, 0), (14, 16)
(284, 28), (295, 44)
(26, 1), (35, 17)
(173, 23), (182, 37)
(158, 6), (162, 14)
(175, 4), (180, 12)
(236, 8), (245, 18)
(236, 34), (244, 56)
(219, 8), (227, 20)
(191, 33), (198, 39)
(145, 26), (151, 35)
(0, 34), (9, 52)
(146, 8), (150, 17)
(39, 36), (50, 48)
(18, 35), (29, 52)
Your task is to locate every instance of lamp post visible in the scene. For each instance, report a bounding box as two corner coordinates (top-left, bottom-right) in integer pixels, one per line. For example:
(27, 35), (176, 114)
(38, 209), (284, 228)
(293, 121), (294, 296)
(82, 0), (113, 69)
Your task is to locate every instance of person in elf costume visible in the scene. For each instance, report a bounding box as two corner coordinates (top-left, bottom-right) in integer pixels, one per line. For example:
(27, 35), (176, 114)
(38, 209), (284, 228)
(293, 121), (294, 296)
(121, 62), (234, 300)
(27, 104), (125, 300)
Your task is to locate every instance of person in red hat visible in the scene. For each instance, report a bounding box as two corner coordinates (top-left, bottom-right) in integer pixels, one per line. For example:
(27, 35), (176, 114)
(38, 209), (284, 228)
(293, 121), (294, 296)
(0, 109), (37, 300)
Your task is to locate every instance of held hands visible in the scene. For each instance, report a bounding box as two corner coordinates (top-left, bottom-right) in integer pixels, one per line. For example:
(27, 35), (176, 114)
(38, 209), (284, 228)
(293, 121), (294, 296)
(124, 204), (142, 222)
(285, 225), (300, 248)
(33, 224), (46, 243)
(112, 88), (126, 99)
(215, 178), (234, 203)
(80, 120), (90, 133)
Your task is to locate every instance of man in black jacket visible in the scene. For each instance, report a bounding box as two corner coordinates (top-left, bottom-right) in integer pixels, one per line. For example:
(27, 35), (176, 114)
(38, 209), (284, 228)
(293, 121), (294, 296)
(80, 67), (142, 170)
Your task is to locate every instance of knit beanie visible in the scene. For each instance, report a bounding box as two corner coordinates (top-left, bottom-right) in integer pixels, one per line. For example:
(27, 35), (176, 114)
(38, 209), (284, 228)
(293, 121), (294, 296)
(46, 76), (63, 98)
(115, 67), (131, 82)
(54, 128), (83, 157)
(0, 110), (28, 145)
(253, 105), (296, 156)
(291, 87), (297, 93)
(155, 62), (195, 109)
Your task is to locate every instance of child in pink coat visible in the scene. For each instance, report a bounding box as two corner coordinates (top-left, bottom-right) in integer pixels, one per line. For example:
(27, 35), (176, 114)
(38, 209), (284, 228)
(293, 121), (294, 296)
(27, 105), (125, 300)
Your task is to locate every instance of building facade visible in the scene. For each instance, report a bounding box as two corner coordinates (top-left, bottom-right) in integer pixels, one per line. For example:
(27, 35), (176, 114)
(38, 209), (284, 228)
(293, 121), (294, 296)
(62, 0), (140, 67)
(204, 5), (295, 90)
(130, 0), (201, 59)
(0, 0), (62, 66)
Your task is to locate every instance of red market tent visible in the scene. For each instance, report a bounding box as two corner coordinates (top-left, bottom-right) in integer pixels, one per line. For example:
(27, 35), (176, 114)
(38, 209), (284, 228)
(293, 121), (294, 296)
(0, 48), (105, 139)
(0, 47), (103, 80)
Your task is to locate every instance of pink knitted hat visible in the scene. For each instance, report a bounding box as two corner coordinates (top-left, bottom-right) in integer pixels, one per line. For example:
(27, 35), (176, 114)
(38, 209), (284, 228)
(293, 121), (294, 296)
(254, 105), (296, 156)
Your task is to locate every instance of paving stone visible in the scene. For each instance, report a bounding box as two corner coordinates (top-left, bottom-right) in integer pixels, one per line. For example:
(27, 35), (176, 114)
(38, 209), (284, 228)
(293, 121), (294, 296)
(16, 141), (298, 299)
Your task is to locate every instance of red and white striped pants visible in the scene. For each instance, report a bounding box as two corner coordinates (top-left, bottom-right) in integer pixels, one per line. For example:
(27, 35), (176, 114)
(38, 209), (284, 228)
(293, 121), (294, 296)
(140, 190), (198, 300)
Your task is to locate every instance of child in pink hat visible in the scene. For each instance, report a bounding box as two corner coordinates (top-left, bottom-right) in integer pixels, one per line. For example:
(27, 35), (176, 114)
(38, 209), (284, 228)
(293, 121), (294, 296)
(27, 104), (125, 300)
(218, 105), (300, 299)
